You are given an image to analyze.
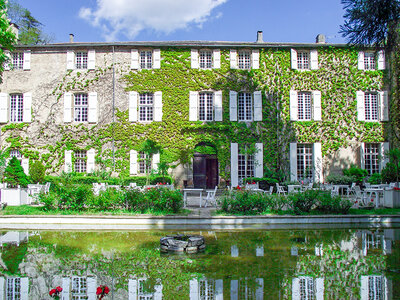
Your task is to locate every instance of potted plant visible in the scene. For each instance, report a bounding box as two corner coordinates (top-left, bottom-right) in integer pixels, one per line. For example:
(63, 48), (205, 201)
(1, 157), (30, 206)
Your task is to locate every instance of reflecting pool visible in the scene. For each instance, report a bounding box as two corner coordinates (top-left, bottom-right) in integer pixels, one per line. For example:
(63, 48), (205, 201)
(0, 227), (399, 299)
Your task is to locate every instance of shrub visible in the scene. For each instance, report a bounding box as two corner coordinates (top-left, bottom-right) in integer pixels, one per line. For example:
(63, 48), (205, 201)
(343, 165), (368, 183)
(368, 173), (382, 184)
(150, 175), (173, 185)
(288, 189), (320, 214)
(315, 193), (352, 214)
(29, 160), (46, 184)
(3, 157), (30, 188)
(325, 174), (354, 185)
(218, 190), (267, 214)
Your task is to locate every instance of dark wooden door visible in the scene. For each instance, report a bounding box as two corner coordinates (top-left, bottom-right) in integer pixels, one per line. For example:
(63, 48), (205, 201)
(193, 154), (206, 188)
(206, 158), (218, 189)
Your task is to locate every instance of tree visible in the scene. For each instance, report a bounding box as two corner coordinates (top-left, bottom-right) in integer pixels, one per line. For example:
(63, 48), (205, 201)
(6, 0), (52, 45)
(3, 157), (29, 188)
(0, 0), (16, 76)
(138, 139), (162, 185)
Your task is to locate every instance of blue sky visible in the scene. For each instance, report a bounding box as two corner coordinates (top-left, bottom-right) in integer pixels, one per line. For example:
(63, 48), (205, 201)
(16, 0), (347, 44)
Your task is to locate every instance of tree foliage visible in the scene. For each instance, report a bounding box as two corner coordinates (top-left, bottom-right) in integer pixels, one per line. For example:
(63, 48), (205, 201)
(0, 0), (16, 76)
(4, 157), (29, 188)
(340, 0), (400, 48)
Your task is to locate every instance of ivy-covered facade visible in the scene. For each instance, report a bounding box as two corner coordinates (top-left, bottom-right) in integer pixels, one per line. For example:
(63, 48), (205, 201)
(0, 34), (391, 187)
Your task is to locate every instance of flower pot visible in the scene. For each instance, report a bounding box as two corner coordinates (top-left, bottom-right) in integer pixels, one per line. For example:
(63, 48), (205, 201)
(0, 188), (29, 206)
(383, 190), (400, 208)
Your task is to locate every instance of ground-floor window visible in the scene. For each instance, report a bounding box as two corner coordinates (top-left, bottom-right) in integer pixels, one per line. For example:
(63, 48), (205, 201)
(238, 144), (255, 184)
(364, 143), (380, 175)
(6, 277), (21, 299)
(74, 151), (87, 173)
(139, 152), (152, 174)
(297, 144), (313, 181)
(71, 277), (88, 300)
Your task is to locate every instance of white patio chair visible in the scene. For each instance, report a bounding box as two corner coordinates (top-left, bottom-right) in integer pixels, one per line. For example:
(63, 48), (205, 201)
(331, 185), (340, 197)
(264, 186), (274, 195)
(276, 183), (287, 196)
(42, 182), (51, 194)
(204, 186), (218, 207)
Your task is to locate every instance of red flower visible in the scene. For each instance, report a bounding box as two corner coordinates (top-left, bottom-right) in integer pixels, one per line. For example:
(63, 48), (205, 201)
(394, 187), (400, 190)
(96, 287), (103, 295)
(355, 201), (358, 203)
(104, 286), (110, 294)
(56, 286), (62, 293)
(252, 181), (255, 184)
(96, 285), (110, 296)
(49, 289), (56, 296)
(371, 199), (374, 202)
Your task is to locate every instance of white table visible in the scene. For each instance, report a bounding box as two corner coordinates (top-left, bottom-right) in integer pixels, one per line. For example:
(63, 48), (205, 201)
(288, 185), (301, 193)
(364, 188), (384, 208)
(333, 184), (350, 195)
(183, 188), (205, 207)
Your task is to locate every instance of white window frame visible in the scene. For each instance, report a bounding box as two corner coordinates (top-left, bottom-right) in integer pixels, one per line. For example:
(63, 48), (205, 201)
(291, 49), (318, 70)
(12, 52), (24, 70)
(74, 151), (87, 173)
(140, 50), (153, 69)
(238, 92), (253, 122)
(71, 276), (88, 299)
(297, 92), (312, 121)
(297, 51), (310, 70)
(131, 49), (160, 69)
(75, 51), (88, 69)
(10, 94), (24, 123)
(363, 143), (380, 175)
(138, 152), (152, 174)
(364, 92), (379, 121)
(230, 49), (259, 69)
(198, 92), (214, 121)
(6, 277), (21, 299)
(238, 144), (255, 184)
(358, 50), (385, 70)
(74, 93), (88, 122)
(199, 50), (213, 69)
(139, 93), (154, 122)
(297, 144), (313, 181)
(238, 50), (251, 70)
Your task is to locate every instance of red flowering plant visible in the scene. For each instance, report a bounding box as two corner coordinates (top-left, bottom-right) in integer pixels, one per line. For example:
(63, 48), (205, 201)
(96, 285), (110, 299)
(394, 187), (400, 191)
(49, 286), (62, 299)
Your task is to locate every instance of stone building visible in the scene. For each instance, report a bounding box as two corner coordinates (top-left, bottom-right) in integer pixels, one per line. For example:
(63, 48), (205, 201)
(0, 32), (390, 187)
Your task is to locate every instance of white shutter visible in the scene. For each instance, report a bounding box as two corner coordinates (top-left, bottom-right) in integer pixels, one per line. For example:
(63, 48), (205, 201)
(129, 91), (138, 122)
(154, 282), (163, 300)
(290, 90), (298, 121)
(62, 277), (70, 299)
(255, 143), (263, 178)
(129, 279), (138, 299)
(291, 49), (298, 69)
(4, 51), (11, 70)
(23, 50), (31, 70)
(130, 150), (138, 175)
(256, 245), (264, 256)
(86, 277), (96, 300)
(64, 92), (73, 123)
(191, 49), (199, 69)
(313, 143), (323, 183)
(20, 278), (29, 300)
(360, 143), (365, 169)
(0, 277), (4, 299)
(88, 92), (98, 123)
(379, 91), (389, 121)
(189, 91), (198, 121)
(67, 50), (75, 70)
(310, 49), (318, 70)
(255, 278), (263, 300)
(231, 143), (239, 187)
(229, 91), (238, 121)
(252, 49), (259, 69)
(315, 278), (324, 300)
(88, 50), (95, 70)
(189, 279), (198, 300)
(215, 280), (223, 300)
(131, 49), (139, 69)
(87, 149), (95, 173)
(290, 143), (298, 181)
(292, 278), (300, 300)
(23, 92), (32, 122)
(21, 158), (29, 175)
(377, 50), (385, 70)
(153, 49), (161, 69)
(361, 276), (368, 299)
(358, 51), (365, 70)
(312, 90), (322, 121)
(214, 91), (223, 121)
(357, 91), (365, 121)
(213, 49), (221, 69)
(381, 142), (389, 171)
(153, 91), (162, 121)
(230, 280), (238, 300)
(65, 150), (73, 173)
(253, 91), (262, 121)
(152, 152), (160, 171)
(0, 93), (8, 123)
(230, 50), (237, 69)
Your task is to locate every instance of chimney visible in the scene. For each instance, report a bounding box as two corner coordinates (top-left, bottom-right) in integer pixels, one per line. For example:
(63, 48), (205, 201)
(256, 31), (263, 43)
(9, 23), (19, 40)
(316, 34), (326, 44)
(69, 33), (74, 43)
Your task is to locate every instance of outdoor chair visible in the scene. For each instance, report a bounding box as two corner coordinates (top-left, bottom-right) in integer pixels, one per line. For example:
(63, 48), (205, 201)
(264, 186), (274, 195)
(42, 182), (51, 194)
(276, 183), (287, 196)
(330, 185), (340, 197)
(353, 186), (368, 208)
(204, 186), (218, 207)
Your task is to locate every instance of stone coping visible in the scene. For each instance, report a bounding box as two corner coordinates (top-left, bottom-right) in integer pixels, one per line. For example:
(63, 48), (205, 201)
(0, 214), (399, 230)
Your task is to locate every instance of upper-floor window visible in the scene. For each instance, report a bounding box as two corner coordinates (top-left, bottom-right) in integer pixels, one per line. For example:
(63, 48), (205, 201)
(12, 52), (24, 70)
(139, 93), (154, 122)
(198, 92), (214, 121)
(10, 94), (24, 122)
(74, 93), (88, 122)
(230, 49), (259, 69)
(297, 92), (312, 120)
(291, 49), (318, 70)
(76, 52), (88, 69)
(6, 277), (21, 299)
(358, 50), (385, 70)
(229, 91), (262, 122)
(10, 149), (22, 159)
(238, 92), (253, 121)
(67, 50), (95, 70)
(356, 90), (388, 122)
(74, 151), (87, 173)
(364, 92), (379, 121)
(131, 49), (161, 69)
(191, 49), (221, 69)
(290, 90), (322, 121)
(4, 50), (30, 71)
(199, 50), (212, 69)
(189, 91), (222, 122)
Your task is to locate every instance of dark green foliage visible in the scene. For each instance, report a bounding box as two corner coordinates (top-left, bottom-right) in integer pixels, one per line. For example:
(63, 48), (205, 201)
(343, 165), (368, 183)
(381, 148), (400, 182)
(219, 190), (268, 214)
(0, 1), (16, 75)
(368, 173), (382, 184)
(3, 157), (29, 188)
(325, 174), (355, 185)
(314, 192), (352, 214)
(288, 189), (319, 214)
(29, 160), (46, 183)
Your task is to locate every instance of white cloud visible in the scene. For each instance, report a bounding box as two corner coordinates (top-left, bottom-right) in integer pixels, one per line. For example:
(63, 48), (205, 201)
(79, 0), (227, 41)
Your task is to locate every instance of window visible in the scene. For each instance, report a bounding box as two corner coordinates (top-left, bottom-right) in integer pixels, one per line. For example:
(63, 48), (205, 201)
(364, 92), (379, 121)
(238, 144), (255, 184)
(71, 277), (88, 300)
(75, 52), (88, 69)
(139, 93), (154, 121)
(12, 52), (24, 70)
(238, 51), (251, 70)
(10, 149), (22, 159)
(199, 50), (212, 69)
(299, 277), (314, 300)
(297, 51), (309, 70)
(199, 279), (216, 300)
(139, 152), (152, 174)
(297, 92), (312, 120)
(74, 93), (88, 122)
(140, 50), (153, 69)
(198, 92), (214, 121)
(364, 52), (375, 70)
(238, 92), (253, 121)
(10, 94), (24, 122)
(358, 50), (385, 70)
(6, 277), (21, 300)
(297, 144), (313, 181)
(364, 143), (380, 175)
(74, 151), (87, 173)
